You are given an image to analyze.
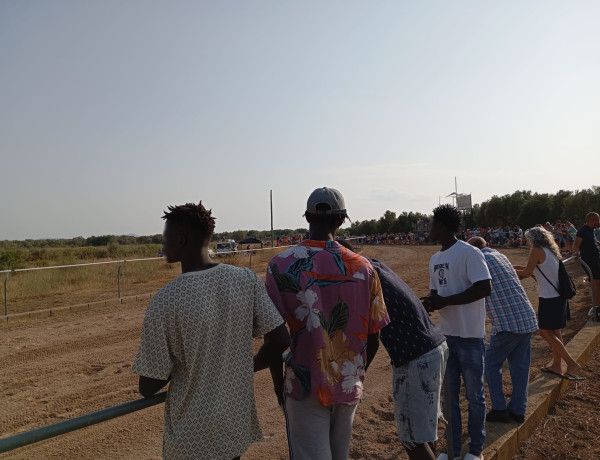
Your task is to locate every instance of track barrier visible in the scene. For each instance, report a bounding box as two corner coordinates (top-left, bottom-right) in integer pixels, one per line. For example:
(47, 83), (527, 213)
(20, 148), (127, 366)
(1, 239), (367, 316)
(0, 257), (163, 316)
(0, 392), (167, 454)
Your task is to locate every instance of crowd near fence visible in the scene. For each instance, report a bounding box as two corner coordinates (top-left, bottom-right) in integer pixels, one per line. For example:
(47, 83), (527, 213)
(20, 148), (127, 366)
(0, 240), (595, 454)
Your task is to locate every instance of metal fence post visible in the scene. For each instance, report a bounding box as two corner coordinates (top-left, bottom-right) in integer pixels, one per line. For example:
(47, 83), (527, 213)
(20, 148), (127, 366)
(117, 262), (123, 299)
(3, 273), (8, 316)
(249, 251), (252, 269)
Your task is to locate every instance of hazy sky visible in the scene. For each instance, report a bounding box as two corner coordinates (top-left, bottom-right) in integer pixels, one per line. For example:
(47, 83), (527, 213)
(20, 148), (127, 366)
(1, 1), (599, 240)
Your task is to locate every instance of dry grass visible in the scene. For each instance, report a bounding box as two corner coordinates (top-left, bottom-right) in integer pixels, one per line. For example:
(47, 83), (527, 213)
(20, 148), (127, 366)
(1, 246), (291, 315)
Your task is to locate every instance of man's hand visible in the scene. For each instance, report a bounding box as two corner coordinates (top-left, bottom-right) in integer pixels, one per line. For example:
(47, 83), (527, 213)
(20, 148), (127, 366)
(421, 293), (446, 312)
(421, 280), (491, 311)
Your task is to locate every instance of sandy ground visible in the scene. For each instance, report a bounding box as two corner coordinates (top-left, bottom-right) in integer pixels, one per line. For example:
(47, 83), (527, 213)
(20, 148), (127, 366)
(514, 342), (600, 460)
(0, 245), (594, 459)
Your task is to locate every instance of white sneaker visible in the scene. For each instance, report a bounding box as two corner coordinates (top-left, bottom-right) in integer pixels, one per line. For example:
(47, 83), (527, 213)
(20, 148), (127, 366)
(464, 453), (484, 460)
(435, 454), (461, 460)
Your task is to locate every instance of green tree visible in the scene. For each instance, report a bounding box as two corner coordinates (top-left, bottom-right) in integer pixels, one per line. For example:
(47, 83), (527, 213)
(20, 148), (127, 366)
(108, 241), (119, 257)
(552, 189), (572, 222)
(517, 194), (553, 229)
(354, 219), (377, 235)
(507, 190), (532, 224)
(231, 230), (247, 242)
(71, 236), (86, 247)
(563, 187), (600, 225)
(86, 235), (115, 246)
(396, 211), (428, 233)
(377, 210), (397, 233)
(0, 250), (25, 270)
(484, 195), (510, 227)
(462, 209), (475, 229)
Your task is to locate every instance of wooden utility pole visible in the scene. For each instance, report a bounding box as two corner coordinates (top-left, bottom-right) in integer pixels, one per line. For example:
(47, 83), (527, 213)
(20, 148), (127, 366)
(270, 190), (274, 249)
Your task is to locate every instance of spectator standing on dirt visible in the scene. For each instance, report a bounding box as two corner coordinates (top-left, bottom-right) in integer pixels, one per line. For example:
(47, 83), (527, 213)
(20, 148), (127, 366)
(132, 202), (290, 460)
(336, 238), (447, 460)
(265, 187), (389, 460)
(514, 226), (584, 381)
(572, 212), (600, 308)
(371, 258), (448, 459)
(468, 237), (538, 424)
(422, 205), (491, 460)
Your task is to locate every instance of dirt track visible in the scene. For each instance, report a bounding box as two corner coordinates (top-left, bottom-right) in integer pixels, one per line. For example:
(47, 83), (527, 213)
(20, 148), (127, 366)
(0, 245), (593, 459)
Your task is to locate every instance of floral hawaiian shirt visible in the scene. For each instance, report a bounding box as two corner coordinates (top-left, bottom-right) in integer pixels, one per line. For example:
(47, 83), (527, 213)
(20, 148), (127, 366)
(265, 240), (389, 406)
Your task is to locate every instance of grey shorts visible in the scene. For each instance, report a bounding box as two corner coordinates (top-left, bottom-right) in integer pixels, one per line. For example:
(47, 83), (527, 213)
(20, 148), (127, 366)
(283, 392), (358, 460)
(392, 342), (449, 443)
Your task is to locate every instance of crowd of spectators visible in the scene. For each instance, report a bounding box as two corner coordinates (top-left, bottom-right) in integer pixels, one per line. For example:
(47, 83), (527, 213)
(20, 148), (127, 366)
(461, 226), (525, 248)
(355, 220), (583, 252)
(357, 232), (428, 245)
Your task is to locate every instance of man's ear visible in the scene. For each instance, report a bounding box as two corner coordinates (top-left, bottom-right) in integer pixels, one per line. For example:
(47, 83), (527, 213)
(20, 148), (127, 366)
(178, 233), (187, 248)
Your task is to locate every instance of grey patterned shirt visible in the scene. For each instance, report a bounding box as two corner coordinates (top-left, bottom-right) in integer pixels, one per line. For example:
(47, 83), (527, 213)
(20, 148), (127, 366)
(132, 263), (284, 460)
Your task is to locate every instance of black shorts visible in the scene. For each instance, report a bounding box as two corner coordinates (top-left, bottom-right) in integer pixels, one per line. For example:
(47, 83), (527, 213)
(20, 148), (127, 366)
(582, 258), (600, 280)
(538, 296), (568, 330)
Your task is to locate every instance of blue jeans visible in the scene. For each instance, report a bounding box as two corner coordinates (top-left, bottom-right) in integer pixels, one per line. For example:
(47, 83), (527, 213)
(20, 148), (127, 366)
(485, 331), (532, 416)
(445, 336), (486, 455)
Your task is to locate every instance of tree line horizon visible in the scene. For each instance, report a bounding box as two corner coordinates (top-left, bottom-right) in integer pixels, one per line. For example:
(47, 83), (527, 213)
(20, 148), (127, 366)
(2, 187), (599, 251)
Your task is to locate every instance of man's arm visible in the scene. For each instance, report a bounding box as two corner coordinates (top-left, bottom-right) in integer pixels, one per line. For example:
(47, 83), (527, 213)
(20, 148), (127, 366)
(365, 331), (380, 371)
(424, 279), (491, 311)
(572, 236), (583, 257)
(139, 375), (170, 398)
(253, 323), (290, 406)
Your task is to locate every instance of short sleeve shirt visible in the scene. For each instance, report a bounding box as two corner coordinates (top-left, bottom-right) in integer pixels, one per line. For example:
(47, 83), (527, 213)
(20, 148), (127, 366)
(372, 259), (446, 368)
(576, 225), (600, 263)
(429, 240), (491, 338)
(481, 248), (538, 335)
(132, 264), (283, 460)
(265, 240), (389, 406)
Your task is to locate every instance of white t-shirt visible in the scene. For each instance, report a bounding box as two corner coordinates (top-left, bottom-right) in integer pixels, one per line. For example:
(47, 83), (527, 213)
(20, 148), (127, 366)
(132, 264), (284, 460)
(429, 240), (491, 338)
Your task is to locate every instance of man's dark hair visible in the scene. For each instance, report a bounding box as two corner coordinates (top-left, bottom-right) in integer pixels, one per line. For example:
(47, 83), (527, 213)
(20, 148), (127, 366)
(162, 202), (216, 239)
(305, 211), (346, 228)
(432, 204), (462, 234)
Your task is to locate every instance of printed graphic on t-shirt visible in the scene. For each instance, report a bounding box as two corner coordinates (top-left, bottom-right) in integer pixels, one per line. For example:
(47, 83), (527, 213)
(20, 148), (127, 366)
(434, 263), (449, 286)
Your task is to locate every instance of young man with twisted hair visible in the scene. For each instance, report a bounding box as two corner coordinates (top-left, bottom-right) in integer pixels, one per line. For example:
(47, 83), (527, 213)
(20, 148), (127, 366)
(423, 205), (491, 460)
(133, 201), (289, 460)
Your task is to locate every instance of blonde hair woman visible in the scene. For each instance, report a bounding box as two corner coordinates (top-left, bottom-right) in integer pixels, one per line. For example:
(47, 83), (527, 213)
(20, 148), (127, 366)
(514, 226), (584, 380)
